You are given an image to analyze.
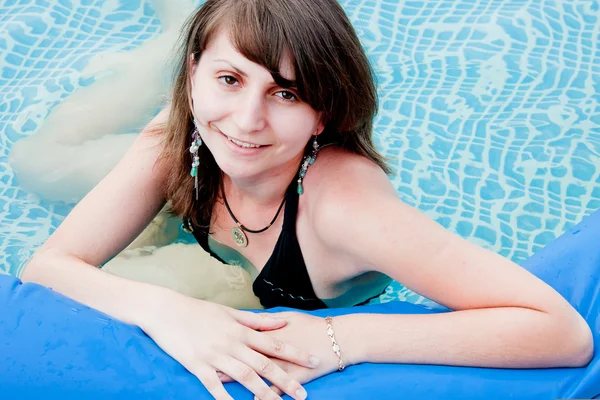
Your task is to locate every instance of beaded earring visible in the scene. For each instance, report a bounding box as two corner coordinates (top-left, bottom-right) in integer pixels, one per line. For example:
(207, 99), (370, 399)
(189, 119), (202, 200)
(297, 135), (320, 195)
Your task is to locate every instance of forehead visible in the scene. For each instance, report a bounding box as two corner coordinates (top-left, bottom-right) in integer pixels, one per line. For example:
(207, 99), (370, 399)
(202, 27), (296, 82)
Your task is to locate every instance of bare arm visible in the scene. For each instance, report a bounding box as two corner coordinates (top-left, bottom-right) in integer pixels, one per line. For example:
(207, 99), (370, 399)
(21, 107), (172, 325)
(313, 152), (593, 368)
(336, 299), (591, 368)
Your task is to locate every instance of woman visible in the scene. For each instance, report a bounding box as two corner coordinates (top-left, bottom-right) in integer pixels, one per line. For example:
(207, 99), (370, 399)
(21, 0), (593, 399)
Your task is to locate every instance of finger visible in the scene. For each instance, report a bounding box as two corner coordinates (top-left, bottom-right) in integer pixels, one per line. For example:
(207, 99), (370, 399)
(270, 386), (284, 396)
(230, 310), (287, 331)
(236, 347), (307, 400)
(190, 364), (234, 400)
(217, 370), (234, 383)
(259, 312), (295, 319)
(213, 356), (283, 400)
(270, 358), (290, 372)
(248, 330), (320, 369)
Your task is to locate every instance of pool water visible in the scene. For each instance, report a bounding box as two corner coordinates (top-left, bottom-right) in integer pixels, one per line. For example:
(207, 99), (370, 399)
(1, 0), (599, 307)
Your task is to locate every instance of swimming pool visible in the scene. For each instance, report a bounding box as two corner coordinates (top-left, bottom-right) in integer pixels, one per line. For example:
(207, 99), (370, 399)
(1, 0), (599, 307)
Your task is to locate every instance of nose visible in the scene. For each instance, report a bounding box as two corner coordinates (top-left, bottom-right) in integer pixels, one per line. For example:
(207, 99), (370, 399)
(231, 88), (267, 134)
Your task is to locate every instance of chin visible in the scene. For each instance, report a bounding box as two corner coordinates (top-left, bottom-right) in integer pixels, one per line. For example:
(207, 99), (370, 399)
(211, 156), (261, 179)
(221, 165), (263, 180)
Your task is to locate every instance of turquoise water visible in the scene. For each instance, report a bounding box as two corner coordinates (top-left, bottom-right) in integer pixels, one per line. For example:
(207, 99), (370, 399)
(1, 0), (599, 307)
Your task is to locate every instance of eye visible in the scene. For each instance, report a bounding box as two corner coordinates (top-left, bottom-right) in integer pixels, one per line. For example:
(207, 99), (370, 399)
(218, 75), (239, 86)
(276, 90), (298, 102)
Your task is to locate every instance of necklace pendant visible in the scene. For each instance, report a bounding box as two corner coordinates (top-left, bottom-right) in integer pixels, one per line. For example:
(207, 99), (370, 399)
(232, 227), (248, 247)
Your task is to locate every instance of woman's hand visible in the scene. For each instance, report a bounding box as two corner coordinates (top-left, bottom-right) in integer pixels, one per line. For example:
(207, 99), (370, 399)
(139, 292), (320, 400)
(219, 312), (351, 398)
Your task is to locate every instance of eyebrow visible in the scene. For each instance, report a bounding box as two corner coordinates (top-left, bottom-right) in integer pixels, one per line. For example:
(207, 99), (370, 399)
(213, 59), (248, 78)
(212, 58), (297, 88)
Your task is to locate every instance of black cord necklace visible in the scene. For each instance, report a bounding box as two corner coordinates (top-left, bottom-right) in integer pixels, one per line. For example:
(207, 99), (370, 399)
(221, 183), (286, 248)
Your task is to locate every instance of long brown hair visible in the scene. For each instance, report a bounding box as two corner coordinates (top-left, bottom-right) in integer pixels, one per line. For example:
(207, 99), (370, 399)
(157, 0), (391, 232)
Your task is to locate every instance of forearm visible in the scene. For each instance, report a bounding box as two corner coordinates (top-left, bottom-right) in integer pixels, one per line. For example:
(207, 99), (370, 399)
(337, 308), (593, 368)
(20, 250), (169, 328)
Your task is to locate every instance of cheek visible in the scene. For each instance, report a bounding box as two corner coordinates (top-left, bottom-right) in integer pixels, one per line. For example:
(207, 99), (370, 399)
(190, 77), (229, 124)
(270, 108), (320, 143)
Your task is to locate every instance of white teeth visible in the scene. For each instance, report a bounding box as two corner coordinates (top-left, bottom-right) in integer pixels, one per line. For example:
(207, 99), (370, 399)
(227, 136), (261, 148)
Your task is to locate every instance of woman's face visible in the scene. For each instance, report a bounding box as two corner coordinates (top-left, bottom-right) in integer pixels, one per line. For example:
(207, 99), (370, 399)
(190, 28), (324, 181)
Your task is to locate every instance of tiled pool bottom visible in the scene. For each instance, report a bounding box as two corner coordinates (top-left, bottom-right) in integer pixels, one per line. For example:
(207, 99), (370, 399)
(1, 0), (600, 308)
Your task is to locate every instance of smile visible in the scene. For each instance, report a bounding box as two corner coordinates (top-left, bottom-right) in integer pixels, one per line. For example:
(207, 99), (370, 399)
(226, 136), (262, 148)
(216, 128), (265, 149)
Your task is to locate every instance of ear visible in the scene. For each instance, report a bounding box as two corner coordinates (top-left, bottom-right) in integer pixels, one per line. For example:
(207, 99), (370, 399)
(189, 54), (197, 89)
(315, 113), (326, 136)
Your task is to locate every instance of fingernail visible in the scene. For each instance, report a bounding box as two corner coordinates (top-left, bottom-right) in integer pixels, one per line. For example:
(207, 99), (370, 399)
(309, 356), (321, 367)
(295, 388), (307, 399)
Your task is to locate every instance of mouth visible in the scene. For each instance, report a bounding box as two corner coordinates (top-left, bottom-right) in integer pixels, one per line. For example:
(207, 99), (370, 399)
(217, 129), (267, 149)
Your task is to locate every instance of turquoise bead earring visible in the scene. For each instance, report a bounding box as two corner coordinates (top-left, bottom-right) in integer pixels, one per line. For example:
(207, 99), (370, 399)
(189, 119), (202, 200)
(297, 135), (320, 195)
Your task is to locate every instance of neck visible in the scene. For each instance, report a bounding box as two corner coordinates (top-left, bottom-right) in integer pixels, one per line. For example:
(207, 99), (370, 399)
(221, 154), (302, 209)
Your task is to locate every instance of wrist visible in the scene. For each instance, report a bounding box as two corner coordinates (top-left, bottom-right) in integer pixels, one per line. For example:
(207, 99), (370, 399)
(330, 314), (366, 366)
(131, 282), (181, 329)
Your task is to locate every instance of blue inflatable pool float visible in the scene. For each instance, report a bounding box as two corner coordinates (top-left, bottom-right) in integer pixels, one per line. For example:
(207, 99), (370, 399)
(1, 209), (599, 399)
(1, 0), (599, 398)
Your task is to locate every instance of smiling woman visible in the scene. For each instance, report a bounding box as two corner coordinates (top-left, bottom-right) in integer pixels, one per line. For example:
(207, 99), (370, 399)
(160, 0), (389, 243)
(18, 0), (594, 399)
(186, 28), (326, 227)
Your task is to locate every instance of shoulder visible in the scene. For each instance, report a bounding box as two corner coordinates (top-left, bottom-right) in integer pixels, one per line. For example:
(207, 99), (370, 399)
(311, 145), (390, 182)
(304, 145), (397, 208)
(301, 145), (398, 251)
